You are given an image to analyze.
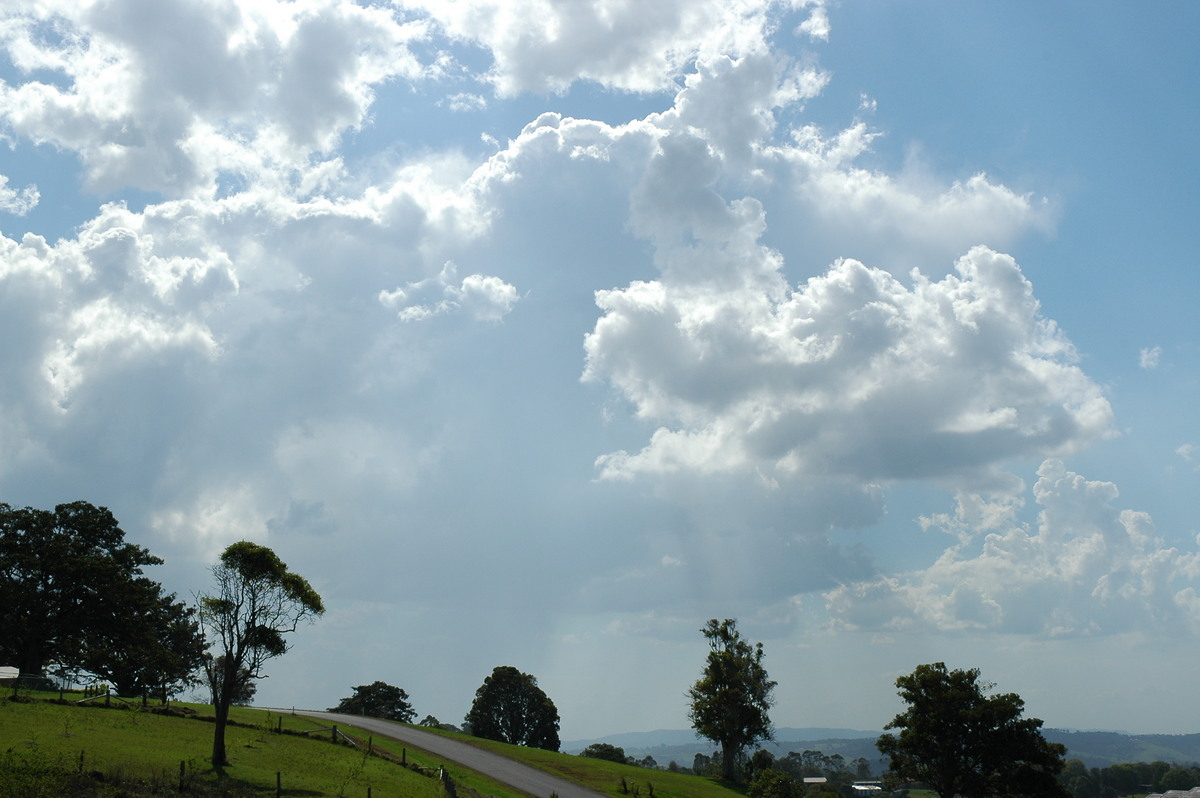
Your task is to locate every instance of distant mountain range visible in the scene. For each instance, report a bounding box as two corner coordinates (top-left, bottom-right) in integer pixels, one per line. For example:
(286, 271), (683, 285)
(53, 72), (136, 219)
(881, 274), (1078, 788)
(563, 728), (1200, 770)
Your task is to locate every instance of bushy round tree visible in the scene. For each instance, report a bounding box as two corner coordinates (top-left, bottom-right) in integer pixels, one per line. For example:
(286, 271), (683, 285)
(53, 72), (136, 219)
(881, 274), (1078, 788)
(465, 665), (560, 751)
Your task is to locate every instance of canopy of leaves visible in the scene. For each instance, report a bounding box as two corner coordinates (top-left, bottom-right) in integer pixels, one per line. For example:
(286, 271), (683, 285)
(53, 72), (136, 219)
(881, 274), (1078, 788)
(465, 665), (561, 752)
(688, 618), (776, 783)
(0, 501), (200, 698)
(876, 662), (1067, 798)
(198, 540), (323, 766)
(330, 681), (416, 723)
(580, 742), (628, 763)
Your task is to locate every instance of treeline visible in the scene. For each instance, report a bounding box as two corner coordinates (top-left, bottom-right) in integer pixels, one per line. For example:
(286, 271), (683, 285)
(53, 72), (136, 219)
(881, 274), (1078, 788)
(581, 742), (876, 793)
(1063, 759), (1200, 798)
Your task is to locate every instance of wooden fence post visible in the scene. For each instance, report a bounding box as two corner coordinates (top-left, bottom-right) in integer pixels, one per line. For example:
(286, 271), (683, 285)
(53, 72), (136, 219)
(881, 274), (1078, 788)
(331, 725), (337, 743)
(179, 760), (185, 790)
(276, 771), (281, 797)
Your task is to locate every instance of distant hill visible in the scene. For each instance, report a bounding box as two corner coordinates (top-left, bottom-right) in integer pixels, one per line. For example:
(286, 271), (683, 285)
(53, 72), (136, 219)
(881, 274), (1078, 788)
(563, 728), (889, 771)
(1044, 730), (1200, 769)
(565, 728), (1200, 771)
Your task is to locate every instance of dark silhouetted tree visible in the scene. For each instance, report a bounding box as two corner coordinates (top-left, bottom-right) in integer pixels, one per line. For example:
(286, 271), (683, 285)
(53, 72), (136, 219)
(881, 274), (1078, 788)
(465, 665), (560, 751)
(0, 501), (166, 678)
(877, 662), (1067, 798)
(198, 541), (323, 766)
(331, 680), (415, 722)
(85, 583), (205, 703)
(688, 618), (776, 783)
(580, 743), (629, 763)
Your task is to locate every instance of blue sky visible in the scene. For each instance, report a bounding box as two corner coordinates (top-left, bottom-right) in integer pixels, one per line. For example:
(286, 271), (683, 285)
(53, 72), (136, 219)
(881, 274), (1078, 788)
(1, 1), (1198, 740)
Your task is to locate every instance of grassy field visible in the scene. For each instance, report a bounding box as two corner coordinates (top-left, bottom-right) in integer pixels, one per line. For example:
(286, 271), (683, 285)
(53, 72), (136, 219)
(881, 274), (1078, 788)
(1, 696), (467, 796)
(0, 694), (747, 797)
(414, 725), (748, 798)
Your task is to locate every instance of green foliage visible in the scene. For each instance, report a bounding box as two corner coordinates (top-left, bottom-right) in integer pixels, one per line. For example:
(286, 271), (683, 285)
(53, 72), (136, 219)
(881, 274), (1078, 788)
(581, 742), (629, 763)
(748, 768), (798, 798)
(1062, 759), (1200, 798)
(330, 680), (416, 722)
(84, 585), (206, 702)
(877, 662), (1067, 798)
(687, 618), (776, 783)
(465, 665), (561, 751)
(197, 541), (324, 766)
(0, 500), (199, 698)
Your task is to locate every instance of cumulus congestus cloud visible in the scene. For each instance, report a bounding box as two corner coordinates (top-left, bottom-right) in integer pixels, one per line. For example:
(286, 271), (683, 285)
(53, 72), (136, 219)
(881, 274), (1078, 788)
(585, 246), (1113, 486)
(826, 459), (1200, 636)
(0, 0), (1196, 738)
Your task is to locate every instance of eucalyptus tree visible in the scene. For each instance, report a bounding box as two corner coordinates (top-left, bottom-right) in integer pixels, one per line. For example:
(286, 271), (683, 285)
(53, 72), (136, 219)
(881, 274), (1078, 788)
(198, 541), (323, 766)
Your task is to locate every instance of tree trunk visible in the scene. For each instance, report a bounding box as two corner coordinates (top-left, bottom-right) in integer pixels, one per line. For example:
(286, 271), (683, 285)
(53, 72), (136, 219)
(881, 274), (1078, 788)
(721, 740), (737, 782)
(212, 698), (230, 766)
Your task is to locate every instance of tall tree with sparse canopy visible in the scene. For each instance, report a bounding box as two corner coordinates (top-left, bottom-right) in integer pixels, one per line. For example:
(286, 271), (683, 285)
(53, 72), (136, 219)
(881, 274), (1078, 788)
(877, 662), (1067, 798)
(465, 665), (561, 751)
(688, 618), (777, 783)
(198, 541), (323, 767)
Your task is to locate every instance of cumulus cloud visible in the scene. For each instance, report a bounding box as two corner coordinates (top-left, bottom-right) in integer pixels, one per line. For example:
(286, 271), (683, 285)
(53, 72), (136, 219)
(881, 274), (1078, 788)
(399, 0), (806, 96)
(774, 124), (1046, 264)
(0, 0), (430, 195)
(796, 0), (830, 41)
(380, 261), (519, 322)
(825, 460), (1200, 636)
(0, 175), (39, 215)
(1139, 345), (1161, 370)
(585, 243), (1112, 487)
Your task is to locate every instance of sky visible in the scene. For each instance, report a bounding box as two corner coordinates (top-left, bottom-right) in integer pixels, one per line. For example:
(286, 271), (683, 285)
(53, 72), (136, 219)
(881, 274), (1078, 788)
(1, 0), (1198, 742)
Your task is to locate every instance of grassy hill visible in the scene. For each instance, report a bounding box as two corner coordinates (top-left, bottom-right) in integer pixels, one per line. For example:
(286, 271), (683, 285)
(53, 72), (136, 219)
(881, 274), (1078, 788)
(0, 694), (747, 797)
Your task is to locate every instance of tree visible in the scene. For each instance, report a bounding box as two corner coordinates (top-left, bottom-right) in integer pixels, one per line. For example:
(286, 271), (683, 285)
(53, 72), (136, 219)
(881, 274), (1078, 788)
(749, 768), (798, 798)
(464, 665), (561, 751)
(876, 662), (1067, 798)
(687, 618), (777, 783)
(330, 680), (416, 722)
(0, 501), (166, 678)
(83, 583), (206, 703)
(580, 743), (628, 764)
(198, 541), (324, 767)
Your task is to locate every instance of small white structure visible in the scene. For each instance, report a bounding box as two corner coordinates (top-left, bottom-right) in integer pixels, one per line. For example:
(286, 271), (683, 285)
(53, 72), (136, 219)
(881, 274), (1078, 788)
(0, 666), (18, 681)
(1146, 790), (1200, 798)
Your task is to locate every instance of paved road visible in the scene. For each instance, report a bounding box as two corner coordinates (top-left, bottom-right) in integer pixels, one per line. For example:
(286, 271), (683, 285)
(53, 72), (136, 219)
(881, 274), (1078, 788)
(286, 709), (606, 798)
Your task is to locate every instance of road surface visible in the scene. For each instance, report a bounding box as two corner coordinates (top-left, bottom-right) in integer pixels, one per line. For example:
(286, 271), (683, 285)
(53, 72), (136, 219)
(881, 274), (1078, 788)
(286, 709), (607, 798)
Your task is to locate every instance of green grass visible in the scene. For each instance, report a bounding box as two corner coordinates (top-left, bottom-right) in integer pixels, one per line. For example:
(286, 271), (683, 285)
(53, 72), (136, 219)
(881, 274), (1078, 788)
(0, 697), (446, 796)
(413, 725), (748, 798)
(1, 693), (747, 797)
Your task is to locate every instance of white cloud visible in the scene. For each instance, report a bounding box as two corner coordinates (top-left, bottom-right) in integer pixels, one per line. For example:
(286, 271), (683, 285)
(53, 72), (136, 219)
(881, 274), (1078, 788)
(796, 0), (830, 42)
(585, 245), (1112, 487)
(380, 261), (519, 322)
(825, 459), (1200, 636)
(0, 175), (39, 215)
(0, 0), (431, 195)
(1139, 345), (1161, 370)
(399, 0), (804, 96)
(775, 124), (1046, 263)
